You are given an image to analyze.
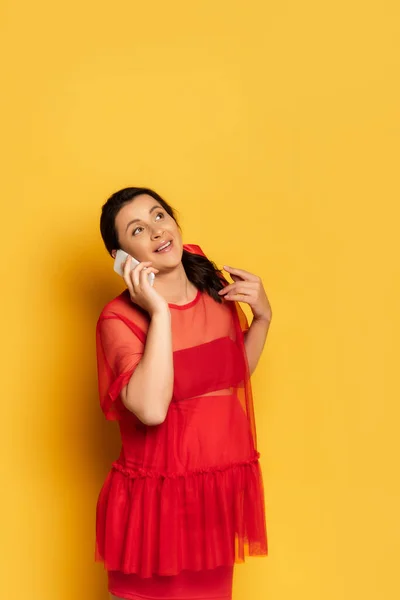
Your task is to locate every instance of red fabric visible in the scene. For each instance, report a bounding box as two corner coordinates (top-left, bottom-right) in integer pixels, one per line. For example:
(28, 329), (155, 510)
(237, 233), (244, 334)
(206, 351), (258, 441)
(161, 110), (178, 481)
(95, 244), (268, 579)
(108, 566), (233, 600)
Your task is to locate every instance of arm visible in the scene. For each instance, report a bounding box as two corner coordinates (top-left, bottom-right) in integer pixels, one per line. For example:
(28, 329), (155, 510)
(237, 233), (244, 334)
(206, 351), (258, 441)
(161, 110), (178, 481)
(218, 265), (272, 375)
(121, 307), (173, 425)
(118, 258), (173, 426)
(244, 316), (271, 375)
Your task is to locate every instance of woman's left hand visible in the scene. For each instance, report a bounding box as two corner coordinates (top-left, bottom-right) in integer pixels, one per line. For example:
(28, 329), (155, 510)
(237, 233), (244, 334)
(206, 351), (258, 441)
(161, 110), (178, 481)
(219, 265), (272, 323)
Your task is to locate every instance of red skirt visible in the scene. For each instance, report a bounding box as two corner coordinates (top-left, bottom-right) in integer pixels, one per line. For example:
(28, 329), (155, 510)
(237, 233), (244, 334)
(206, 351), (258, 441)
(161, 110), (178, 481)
(108, 566), (234, 600)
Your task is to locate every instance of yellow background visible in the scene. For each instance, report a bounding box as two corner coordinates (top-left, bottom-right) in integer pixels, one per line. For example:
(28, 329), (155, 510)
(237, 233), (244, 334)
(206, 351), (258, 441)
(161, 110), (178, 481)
(1, 1), (399, 598)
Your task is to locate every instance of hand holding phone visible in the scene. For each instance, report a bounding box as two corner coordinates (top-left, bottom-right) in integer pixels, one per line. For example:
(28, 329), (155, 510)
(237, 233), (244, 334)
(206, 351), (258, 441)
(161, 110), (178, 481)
(114, 249), (167, 316)
(114, 249), (155, 286)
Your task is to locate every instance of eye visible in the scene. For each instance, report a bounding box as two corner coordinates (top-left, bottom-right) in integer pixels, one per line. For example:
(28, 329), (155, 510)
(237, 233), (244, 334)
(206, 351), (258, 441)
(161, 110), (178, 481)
(133, 226), (144, 236)
(155, 212), (164, 221)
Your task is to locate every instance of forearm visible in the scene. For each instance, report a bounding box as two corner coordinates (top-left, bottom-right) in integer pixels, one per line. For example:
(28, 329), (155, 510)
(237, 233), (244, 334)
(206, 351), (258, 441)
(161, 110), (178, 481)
(244, 316), (271, 375)
(123, 308), (174, 425)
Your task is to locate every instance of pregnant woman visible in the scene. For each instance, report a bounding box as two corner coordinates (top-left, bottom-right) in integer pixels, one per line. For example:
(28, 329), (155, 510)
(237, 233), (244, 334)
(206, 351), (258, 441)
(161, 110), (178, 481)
(95, 187), (272, 600)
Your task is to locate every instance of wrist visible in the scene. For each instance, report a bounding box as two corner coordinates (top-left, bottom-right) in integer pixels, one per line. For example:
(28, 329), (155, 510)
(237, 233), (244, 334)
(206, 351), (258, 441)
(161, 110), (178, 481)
(150, 304), (171, 320)
(252, 313), (272, 325)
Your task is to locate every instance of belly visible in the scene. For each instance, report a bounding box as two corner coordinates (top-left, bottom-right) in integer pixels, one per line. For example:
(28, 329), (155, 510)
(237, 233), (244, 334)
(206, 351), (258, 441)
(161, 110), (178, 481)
(168, 393), (254, 471)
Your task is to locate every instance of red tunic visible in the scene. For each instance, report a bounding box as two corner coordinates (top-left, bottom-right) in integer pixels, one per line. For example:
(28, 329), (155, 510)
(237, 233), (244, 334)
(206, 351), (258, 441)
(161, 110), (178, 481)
(95, 245), (268, 584)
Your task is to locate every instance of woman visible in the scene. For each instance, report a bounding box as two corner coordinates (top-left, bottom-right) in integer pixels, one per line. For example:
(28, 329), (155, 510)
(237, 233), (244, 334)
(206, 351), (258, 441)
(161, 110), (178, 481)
(96, 187), (272, 600)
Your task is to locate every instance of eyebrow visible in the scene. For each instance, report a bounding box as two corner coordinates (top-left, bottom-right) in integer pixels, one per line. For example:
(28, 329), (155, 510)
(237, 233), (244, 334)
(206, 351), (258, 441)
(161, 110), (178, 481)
(125, 205), (162, 232)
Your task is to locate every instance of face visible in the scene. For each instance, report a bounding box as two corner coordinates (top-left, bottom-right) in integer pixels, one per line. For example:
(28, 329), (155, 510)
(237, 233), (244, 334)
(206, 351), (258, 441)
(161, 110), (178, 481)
(113, 194), (183, 271)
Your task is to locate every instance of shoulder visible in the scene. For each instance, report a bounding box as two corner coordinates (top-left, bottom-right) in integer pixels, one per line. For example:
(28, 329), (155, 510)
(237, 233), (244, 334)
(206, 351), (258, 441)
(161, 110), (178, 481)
(97, 290), (149, 336)
(98, 289), (131, 319)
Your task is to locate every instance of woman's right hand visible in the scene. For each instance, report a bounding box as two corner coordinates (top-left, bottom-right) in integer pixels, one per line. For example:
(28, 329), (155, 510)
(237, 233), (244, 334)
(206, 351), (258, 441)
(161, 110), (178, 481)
(123, 257), (168, 317)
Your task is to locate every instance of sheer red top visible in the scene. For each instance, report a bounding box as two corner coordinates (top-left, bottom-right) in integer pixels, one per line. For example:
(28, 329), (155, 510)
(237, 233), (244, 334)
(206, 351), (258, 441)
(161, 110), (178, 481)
(95, 245), (268, 578)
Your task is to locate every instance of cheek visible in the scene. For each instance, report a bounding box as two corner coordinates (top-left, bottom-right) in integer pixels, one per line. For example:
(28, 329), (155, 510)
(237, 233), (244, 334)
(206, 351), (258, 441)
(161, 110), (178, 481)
(174, 229), (183, 244)
(122, 236), (149, 260)
(170, 223), (182, 242)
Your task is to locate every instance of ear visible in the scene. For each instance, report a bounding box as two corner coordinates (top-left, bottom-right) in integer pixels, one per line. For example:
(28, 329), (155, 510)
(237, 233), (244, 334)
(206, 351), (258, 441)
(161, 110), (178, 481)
(111, 249), (117, 259)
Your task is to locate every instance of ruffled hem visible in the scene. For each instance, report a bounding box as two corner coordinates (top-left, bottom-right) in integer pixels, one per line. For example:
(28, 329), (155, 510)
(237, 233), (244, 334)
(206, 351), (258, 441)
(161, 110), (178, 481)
(95, 455), (268, 578)
(111, 452), (261, 479)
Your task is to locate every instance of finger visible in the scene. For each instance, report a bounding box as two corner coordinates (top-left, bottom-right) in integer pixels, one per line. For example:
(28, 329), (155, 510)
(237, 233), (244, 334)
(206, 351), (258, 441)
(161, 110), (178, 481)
(123, 257), (135, 292)
(223, 265), (260, 282)
(223, 293), (254, 303)
(123, 256), (151, 281)
(139, 266), (158, 288)
(122, 255), (132, 278)
(131, 261), (153, 289)
(219, 283), (239, 295)
(219, 282), (258, 295)
(224, 289), (257, 301)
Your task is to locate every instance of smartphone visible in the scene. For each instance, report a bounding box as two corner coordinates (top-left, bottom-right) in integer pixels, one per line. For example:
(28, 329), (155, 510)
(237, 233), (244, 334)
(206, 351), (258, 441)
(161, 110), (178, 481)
(113, 249), (155, 286)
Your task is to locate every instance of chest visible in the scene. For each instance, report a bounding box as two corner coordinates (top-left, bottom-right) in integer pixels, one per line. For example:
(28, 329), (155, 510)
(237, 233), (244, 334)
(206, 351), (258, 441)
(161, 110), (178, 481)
(170, 297), (246, 401)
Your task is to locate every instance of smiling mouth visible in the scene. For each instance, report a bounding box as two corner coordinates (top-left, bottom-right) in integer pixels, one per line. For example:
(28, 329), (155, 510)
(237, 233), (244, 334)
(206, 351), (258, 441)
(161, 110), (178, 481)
(155, 240), (172, 253)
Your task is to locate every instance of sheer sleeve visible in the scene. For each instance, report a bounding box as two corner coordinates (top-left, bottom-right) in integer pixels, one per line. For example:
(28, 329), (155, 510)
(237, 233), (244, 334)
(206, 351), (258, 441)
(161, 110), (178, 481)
(234, 301), (251, 335)
(96, 316), (144, 420)
(230, 300), (257, 448)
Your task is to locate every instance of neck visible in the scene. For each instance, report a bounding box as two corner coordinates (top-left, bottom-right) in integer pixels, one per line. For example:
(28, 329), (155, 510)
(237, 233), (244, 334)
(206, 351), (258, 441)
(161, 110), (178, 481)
(153, 263), (197, 305)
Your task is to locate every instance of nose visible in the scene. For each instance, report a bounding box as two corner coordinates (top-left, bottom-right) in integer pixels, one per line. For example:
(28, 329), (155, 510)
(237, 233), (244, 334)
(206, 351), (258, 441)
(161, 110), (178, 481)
(150, 225), (164, 240)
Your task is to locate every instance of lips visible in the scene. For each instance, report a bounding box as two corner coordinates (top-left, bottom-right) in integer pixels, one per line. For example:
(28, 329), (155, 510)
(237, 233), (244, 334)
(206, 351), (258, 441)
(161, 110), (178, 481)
(155, 240), (172, 253)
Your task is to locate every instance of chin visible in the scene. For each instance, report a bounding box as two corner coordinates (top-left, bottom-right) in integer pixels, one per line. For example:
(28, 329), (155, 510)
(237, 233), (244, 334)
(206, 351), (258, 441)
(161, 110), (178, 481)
(159, 256), (182, 270)
(154, 247), (182, 270)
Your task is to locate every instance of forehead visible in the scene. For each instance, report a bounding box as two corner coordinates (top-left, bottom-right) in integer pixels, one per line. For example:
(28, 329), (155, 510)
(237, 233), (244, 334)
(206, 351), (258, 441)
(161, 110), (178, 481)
(116, 194), (162, 225)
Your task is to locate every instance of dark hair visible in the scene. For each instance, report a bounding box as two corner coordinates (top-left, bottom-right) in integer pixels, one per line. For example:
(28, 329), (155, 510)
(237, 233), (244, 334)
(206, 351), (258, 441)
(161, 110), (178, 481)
(100, 187), (225, 303)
